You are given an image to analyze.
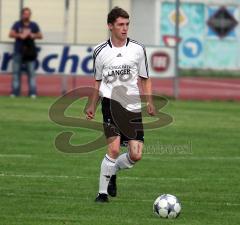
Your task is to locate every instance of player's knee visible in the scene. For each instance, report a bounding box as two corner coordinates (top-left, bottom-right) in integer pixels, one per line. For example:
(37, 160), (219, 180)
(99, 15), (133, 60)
(129, 143), (143, 162)
(108, 147), (120, 158)
(130, 152), (142, 162)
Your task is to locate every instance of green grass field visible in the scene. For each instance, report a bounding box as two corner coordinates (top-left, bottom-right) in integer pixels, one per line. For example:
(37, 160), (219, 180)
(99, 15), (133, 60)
(0, 96), (239, 225)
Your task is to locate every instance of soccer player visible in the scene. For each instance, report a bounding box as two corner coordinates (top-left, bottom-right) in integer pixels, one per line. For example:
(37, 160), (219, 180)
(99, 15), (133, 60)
(86, 7), (156, 202)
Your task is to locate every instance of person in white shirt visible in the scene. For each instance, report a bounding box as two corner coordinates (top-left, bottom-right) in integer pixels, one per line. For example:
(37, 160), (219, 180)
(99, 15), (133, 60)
(86, 7), (156, 202)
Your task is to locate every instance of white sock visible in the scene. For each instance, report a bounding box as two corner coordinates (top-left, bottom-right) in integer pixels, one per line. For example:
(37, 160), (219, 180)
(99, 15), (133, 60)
(98, 154), (116, 194)
(114, 152), (135, 173)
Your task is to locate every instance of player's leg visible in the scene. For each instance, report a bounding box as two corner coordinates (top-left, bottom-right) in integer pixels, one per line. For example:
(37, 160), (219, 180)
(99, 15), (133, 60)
(128, 140), (143, 162)
(25, 60), (37, 97)
(115, 140), (143, 172)
(96, 136), (120, 202)
(114, 107), (144, 171)
(11, 54), (22, 96)
(110, 111), (144, 196)
(108, 140), (143, 198)
(107, 136), (121, 159)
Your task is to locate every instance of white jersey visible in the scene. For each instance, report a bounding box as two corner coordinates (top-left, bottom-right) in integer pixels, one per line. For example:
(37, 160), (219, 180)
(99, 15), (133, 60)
(93, 38), (149, 112)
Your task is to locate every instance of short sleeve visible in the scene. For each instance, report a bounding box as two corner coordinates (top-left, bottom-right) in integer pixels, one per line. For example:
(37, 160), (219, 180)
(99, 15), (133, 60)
(32, 22), (40, 33)
(93, 54), (103, 81)
(138, 47), (149, 79)
(11, 22), (19, 32)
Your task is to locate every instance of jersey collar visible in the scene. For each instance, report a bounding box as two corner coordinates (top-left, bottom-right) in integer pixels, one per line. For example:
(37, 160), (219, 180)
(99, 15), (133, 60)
(108, 37), (130, 48)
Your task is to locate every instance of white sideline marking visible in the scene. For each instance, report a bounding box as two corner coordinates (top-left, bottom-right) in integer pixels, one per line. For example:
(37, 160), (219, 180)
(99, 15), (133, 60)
(1, 192), (239, 207)
(0, 173), (88, 180)
(0, 154), (32, 158)
(0, 154), (238, 161)
(144, 156), (240, 160)
(119, 199), (240, 206)
(0, 173), (235, 182)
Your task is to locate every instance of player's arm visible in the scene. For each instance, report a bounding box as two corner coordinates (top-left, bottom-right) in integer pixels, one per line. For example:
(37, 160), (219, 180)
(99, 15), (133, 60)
(85, 49), (103, 120)
(30, 32), (43, 40)
(86, 80), (101, 120)
(30, 23), (43, 40)
(9, 26), (24, 39)
(9, 29), (19, 39)
(140, 78), (156, 116)
(9, 22), (26, 39)
(138, 46), (156, 116)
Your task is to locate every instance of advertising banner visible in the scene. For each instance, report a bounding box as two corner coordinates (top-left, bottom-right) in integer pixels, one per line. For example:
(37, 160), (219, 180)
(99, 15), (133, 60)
(0, 43), (175, 78)
(160, 2), (240, 70)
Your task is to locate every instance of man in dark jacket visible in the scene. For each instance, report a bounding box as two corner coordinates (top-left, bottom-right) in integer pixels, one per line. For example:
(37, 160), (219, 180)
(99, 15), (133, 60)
(9, 7), (43, 98)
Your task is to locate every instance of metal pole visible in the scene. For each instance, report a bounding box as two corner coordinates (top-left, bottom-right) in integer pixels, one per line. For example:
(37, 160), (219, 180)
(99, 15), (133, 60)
(174, 0), (180, 99)
(72, 0), (78, 91)
(108, 0), (113, 37)
(109, 0), (113, 11)
(19, 0), (24, 18)
(62, 0), (69, 95)
(74, 0), (78, 44)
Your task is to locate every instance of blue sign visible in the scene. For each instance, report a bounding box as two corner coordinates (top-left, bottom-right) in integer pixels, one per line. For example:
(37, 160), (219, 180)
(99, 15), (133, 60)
(182, 38), (203, 58)
(207, 6), (238, 39)
(0, 44), (94, 75)
(160, 2), (240, 69)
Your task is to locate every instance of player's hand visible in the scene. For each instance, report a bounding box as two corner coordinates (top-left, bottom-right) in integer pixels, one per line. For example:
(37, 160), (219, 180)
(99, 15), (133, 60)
(29, 33), (35, 39)
(85, 104), (95, 120)
(147, 102), (156, 116)
(19, 33), (27, 40)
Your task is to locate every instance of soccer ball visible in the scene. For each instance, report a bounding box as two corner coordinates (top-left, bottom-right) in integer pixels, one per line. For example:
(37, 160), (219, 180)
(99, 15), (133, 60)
(153, 194), (181, 218)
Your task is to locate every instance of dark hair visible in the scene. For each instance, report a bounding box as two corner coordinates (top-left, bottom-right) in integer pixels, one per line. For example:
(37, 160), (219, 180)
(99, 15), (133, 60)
(21, 7), (31, 15)
(107, 7), (129, 24)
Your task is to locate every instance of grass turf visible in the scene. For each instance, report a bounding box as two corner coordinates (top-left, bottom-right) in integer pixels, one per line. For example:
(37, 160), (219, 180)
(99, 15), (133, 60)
(0, 96), (239, 225)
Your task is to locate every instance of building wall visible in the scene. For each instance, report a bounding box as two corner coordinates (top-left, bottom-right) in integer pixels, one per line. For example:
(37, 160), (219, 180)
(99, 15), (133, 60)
(131, 0), (159, 45)
(0, 0), (20, 42)
(0, 0), (131, 44)
(160, 0), (240, 69)
(1, 0), (239, 70)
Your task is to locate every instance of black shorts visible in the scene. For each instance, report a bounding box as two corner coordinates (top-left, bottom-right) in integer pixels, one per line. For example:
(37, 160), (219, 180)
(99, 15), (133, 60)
(101, 97), (144, 146)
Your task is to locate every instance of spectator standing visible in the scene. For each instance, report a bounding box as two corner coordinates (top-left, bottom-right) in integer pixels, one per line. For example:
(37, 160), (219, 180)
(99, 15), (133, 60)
(9, 7), (42, 98)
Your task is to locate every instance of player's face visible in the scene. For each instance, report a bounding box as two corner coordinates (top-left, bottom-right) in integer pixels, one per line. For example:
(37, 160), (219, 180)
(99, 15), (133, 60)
(21, 10), (31, 21)
(109, 17), (129, 41)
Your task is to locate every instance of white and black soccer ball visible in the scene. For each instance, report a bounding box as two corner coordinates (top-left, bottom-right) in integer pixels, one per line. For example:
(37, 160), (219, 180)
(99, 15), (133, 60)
(153, 194), (181, 219)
